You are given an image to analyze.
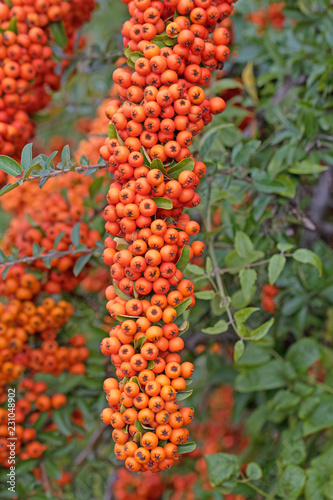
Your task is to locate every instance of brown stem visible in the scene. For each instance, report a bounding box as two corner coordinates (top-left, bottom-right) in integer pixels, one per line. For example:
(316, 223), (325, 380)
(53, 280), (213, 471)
(74, 424), (107, 467)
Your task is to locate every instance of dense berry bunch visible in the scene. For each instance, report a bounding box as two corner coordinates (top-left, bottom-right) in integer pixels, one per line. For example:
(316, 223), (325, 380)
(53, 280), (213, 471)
(100, 0), (236, 473)
(0, 377), (86, 468)
(0, 265), (81, 394)
(0, 0), (95, 157)
(1, 191), (101, 293)
(112, 385), (248, 500)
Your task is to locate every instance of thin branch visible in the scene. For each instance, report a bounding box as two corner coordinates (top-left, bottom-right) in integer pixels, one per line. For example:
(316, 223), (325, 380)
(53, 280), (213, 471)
(75, 424), (107, 467)
(23, 163), (107, 183)
(0, 247), (95, 270)
(40, 461), (53, 494)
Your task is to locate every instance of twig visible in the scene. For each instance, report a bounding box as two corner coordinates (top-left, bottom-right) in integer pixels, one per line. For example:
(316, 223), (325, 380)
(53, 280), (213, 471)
(22, 163), (107, 183)
(206, 178), (241, 339)
(75, 424), (107, 467)
(0, 247), (94, 270)
(40, 461), (53, 494)
(104, 470), (118, 500)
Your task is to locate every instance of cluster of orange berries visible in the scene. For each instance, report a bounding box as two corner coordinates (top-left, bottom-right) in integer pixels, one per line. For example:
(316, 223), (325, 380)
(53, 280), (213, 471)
(99, 0), (236, 473)
(248, 2), (285, 31)
(113, 385), (247, 500)
(260, 284), (279, 314)
(101, 5), (235, 165)
(0, 264), (82, 393)
(2, 192), (101, 293)
(0, 0), (95, 157)
(0, 264), (89, 467)
(0, 377), (78, 468)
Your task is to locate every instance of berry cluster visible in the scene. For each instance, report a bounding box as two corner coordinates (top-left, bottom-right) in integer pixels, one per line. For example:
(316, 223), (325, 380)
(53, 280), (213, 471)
(0, 262), (89, 467)
(100, 0), (236, 473)
(0, 264), (91, 396)
(0, 0), (95, 157)
(1, 191), (101, 293)
(112, 384), (248, 500)
(0, 377), (86, 468)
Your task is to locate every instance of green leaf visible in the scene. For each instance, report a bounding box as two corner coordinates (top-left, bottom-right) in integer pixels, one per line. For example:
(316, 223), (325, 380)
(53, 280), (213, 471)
(246, 462), (263, 481)
(298, 396), (321, 420)
(176, 389), (193, 401)
(202, 320), (228, 335)
(50, 21), (68, 48)
(250, 318), (274, 341)
(73, 253), (92, 277)
(231, 140), (261, 167)
(134, 420), (145, 433)
(44, 459), (62, 480)
(71, 222), (80, 246)
(15, 458), (38, 475)
(235, 360), (286, 392)
(234, 339), (244, 362)
(174, 298), (192, 317)
(0, 155), (22, 176)
(234, 231), (253, 259)
(277, 242), (294, 252)
(21, 143), (32, 169)
(116, 314), (141, 322)
(179, 321), (190, 334)
(187, 263), (205, 275)
(293, 249), (322, 276)
(239, 269), (257, 302)
(269, 254), (286, 285)
(234, 307), (259, 324)
(149, 158), (166, 173)
(0, 181), (19, 196)
(270, 389), (300, 411)
(54, 230), (66, 249)
(7, 16), (18, 34)
(152, 197), (172, 209)
(205, 453), (239, 487)
(196, 290), (216, 300)
(303, 395), (333, 436)
(206, 257), (212, 274)
(176, 246), (191, 272)
(177, 442), (196, 454)
(108, 122), (118, 140)
(89, 176), (104, 198)
(53, 408), (72, 435)
(134, 336), (147, 350)
(235, 344), (271, 368)
(277, 465), (306, 500)
(61, 145), (70, 163)
(168, 158), (195, 178)
(289, 160), (328, 175)
(286, 338), (321, 373)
